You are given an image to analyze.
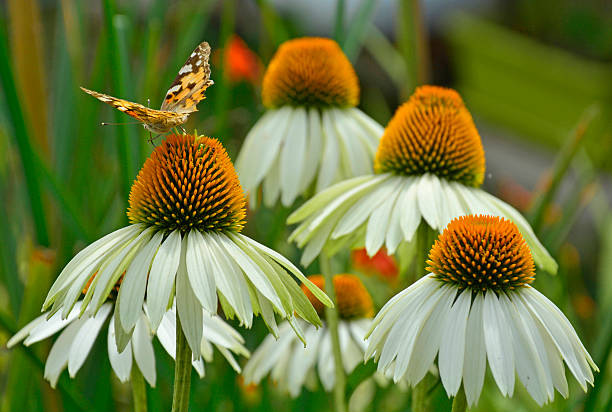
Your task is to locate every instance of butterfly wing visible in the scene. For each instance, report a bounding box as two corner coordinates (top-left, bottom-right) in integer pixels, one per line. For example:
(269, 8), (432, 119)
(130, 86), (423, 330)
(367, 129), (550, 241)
(80, 87), (167, 124)
(160, 41), (214, 114)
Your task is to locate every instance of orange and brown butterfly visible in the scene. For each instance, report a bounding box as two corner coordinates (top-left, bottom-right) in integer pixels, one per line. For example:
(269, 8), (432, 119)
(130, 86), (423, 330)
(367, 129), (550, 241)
(81, 41), (213, 134)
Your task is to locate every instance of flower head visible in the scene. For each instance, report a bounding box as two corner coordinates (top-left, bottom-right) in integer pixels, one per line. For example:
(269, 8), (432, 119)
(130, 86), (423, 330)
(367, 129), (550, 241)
(262, 37), (359, 109)
(41, 133), (332, 360)
(243, 274), (374, 397)
(236, 38), (383, 207)
(287, 86), (556, 274)
(128, 134), (245, 233)
(365, 215), (597, 406)
(375, 86), (485, 187)
(301, 274), (374, 320)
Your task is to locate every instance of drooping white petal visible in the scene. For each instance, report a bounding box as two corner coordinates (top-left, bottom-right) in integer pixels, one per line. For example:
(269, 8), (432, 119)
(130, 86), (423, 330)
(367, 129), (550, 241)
(346, 107), (385, 147)
(44, 319), (84, 387)
(365, 178), (404, 255)
(7, 315), (46, 348)
(146, 230), (182, 330)
(262, 153), (282, 208)
(385, 179), (413, 254)
(348, 319), (371, 352)
(463, 293), (487, 407)
(438, 288), (471, 395)
(176, 238), (203, 358)
(338, 322), (363, 374)
(119, 231), (164, 332)
(43, 225), (143, 310)
(204, 234), (253, 326)
(88, 228), (154, 316)
(299, 108), (324, 192)
(316, 109), (341, 192)
(500, 293), (548, 405)
(132, 315), (157, 387)
(243, 323), (296, 384)
(185, 230), (217, 313)
(317, 328), (335, 391)
(236, 107), (293, 193)
(107, 316), (133, 383)
(24, 302), (83, 346)
(288, 325), (321, 397)
(332, 177), (398, 239)
(332, 109), (372, 177)
(416, 174), (444, 230)
(280, 107), (308, 206)
(483, 291), (515, 396)
(68, 303), (112, 377)
(397, 179), (421, 242)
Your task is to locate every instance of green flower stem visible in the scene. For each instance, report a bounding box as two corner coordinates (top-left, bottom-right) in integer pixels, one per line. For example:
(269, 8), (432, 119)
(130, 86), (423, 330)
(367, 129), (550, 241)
(131, 366), (148, 412)
(320, 254), (346, 412)
(412, 373), (435, 412)
(451, 389), (467, 412)
(171, 315), (192, 412)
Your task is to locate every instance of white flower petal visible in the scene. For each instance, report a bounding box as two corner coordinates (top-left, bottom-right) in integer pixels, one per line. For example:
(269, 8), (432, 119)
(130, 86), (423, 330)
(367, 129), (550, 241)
(7, 315), (46, 348)
(156, 310), (177, 359)
(463, 293), (486, 407)
(185, 230), (217, 314)
(317, 328), (335, 391)
(43, 225), (143, 310)
(332, 109), (372, 177)
(483, 291), (515, 396)
(176, 238), (203, 358)
(262, 153), (282, 208)
(365, 178), (404, 255)
(236, 107), (292, 192)
(44, 319), (83, 387)
(108, 316), (133, 383)
(132, 315), (157, 387)
(438, 288), (471, 395)
(204, 234), (253, 326)
(119, 231), (164, 332)
(299, 108), (324, 192)
(417, 174), (444, 230)
(146, 230), (182, 330)
(338, 322), (363, 374)
(346, 107), (384, 147)
(280, 107), (308, 206)
(397, 179), (421, 242)
(316, 109), (341, 191)
(24, 302), (83, 346)
(288, 325), (321, 397)
(68, 303), (112, 377)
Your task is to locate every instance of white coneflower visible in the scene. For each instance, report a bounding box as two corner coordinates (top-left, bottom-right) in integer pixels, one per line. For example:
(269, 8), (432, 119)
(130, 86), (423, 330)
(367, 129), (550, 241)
(243, 274), (374, 397)
(8, 290), (248, 387)
(40, 134), (332, 362)
(365, 215), (597, 407)
(235, 37), (384, 208)
(287, 86), (557, 274)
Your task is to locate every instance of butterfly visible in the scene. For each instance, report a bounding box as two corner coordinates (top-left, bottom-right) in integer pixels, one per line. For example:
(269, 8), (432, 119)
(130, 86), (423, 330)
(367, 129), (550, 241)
(81, 41), (213, 135)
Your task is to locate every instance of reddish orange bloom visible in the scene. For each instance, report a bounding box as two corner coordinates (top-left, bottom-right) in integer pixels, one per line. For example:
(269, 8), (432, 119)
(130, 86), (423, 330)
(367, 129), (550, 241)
(351, 248), (398, 283)
(223, 35), (262, 84)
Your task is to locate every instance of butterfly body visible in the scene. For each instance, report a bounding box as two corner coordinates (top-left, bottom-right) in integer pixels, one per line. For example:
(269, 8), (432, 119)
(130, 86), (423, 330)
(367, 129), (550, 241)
(81, 41), (213, 134)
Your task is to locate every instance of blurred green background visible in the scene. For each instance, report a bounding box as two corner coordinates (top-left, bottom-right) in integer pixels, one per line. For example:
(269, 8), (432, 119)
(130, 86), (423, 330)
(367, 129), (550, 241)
(0, 0), (610, 411)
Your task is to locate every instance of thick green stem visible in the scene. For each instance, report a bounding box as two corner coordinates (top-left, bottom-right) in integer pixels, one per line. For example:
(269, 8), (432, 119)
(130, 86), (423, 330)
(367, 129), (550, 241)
(451, 389), (467, 412)
(412, 373), (435, 412)
(320, 254), (346, 412)
(131, 366), (147, 412)
(171, 316), (192, 412)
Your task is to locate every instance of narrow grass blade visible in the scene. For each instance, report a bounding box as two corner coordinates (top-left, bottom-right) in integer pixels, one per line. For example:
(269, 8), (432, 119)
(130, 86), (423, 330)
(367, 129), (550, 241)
(342, 0), (378, 61)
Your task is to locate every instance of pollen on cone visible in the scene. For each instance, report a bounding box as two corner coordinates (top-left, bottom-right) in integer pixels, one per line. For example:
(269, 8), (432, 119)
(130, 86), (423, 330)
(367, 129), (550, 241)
(427, 215), (535, 292)
(374, 86), (485, 187)
(262, 37), (359, 109)
(301, 274), (374, 320)
(128, 134), (246, 233)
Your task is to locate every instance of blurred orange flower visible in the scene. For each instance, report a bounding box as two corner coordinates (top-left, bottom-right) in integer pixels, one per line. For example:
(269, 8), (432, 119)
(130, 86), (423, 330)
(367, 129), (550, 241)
(220, 35), (262, 84)
(351, 248), (398, 283)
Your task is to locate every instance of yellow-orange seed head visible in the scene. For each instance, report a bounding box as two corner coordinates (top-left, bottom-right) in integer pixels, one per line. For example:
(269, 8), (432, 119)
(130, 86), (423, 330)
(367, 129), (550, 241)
(374, 86), (485, 187)
(427, 215), (535, 292)
(128, 134), (246, 233)
(262, 37), (359, 109)
(301, 274), (374, 320)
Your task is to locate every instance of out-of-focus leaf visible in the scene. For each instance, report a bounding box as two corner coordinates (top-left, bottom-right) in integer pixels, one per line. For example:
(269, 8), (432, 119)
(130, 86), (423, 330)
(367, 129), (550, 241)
(342, 0), (378, 61)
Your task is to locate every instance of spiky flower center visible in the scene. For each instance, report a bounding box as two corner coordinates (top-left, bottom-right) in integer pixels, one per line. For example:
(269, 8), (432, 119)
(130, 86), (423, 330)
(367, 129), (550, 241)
(128, 134), (246, 233)
(301, 274), (374, 320)
(427, 215), (535, 292)
(374, 86), (485, 187)
(262, 37), (359, 108)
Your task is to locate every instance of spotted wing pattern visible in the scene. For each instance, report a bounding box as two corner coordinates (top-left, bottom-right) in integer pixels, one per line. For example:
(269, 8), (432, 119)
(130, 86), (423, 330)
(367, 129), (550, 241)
(160, 41), (214, 113)
(79, 87), (177, 125)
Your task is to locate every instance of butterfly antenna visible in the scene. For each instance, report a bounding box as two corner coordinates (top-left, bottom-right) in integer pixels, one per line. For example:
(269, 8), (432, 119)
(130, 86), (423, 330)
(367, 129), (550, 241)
(100, 121), (141, 126)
